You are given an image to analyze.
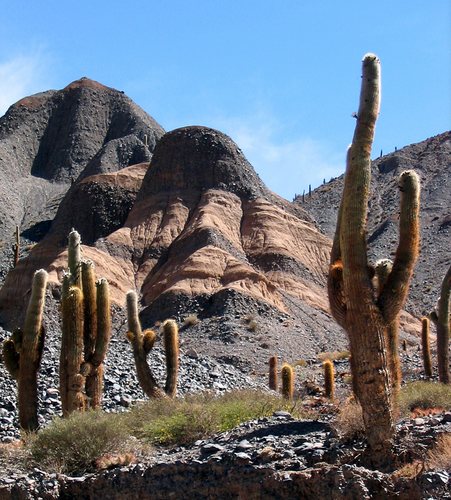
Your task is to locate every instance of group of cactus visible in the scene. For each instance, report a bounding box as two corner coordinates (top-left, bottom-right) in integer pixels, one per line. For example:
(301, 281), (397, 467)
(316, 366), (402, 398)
(269, 356), (335, 400)
(269, 356), (294, 399)
(2, 229), (182, 432)
(59, 230), (112, 416)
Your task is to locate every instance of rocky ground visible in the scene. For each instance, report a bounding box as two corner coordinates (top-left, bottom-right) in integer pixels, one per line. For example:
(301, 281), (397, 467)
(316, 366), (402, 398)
(0, 410), (449, 499)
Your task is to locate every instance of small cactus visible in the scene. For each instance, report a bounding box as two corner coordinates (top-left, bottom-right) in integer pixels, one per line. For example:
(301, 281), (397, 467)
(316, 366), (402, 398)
(281, 363), (294, 400)
(323, 359), (335, 399)
(163, 319), (179, 398)
(2, 269), (49, 431)
(126, 291), (177, 398)
(421, 317), (433, 378)
(269, 355), (278, 391)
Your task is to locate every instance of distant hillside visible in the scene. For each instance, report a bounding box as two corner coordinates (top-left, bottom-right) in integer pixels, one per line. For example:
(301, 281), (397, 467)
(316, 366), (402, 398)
(295, 131), (451, 317)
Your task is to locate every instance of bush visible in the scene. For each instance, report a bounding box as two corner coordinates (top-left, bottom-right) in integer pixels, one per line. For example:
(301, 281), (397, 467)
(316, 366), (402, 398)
(183, 314), (199, 327)
(398, 381), (451, 416)
(318, 351), (350, 362)
(27, 410), (130, 473)
(126, 390), (301, 446)
(333, 398), (365, 441)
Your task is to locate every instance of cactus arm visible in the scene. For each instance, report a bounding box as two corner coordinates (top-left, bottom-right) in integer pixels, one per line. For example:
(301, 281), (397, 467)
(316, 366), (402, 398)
(2, 339), (20, 380)
(378, 171), (420, 323)
(18, 269), (48, 431)
(163, 320), (179, 397)
(81, 261), (97, 359)
(68, 230), (82, 288)
(83, 278), (111, 409)
(436, 265), (450, 383)
(126, 291), (165, 398)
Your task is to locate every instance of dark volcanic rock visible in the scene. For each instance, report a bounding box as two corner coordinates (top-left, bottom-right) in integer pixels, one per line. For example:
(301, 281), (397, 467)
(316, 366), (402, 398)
(139, 126), (268, 199)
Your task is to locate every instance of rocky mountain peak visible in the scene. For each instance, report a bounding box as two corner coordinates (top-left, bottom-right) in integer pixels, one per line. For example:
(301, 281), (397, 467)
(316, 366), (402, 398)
(139, 126), (267, 199)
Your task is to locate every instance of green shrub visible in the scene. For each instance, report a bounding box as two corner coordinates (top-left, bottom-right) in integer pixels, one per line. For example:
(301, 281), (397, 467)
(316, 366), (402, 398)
(126, 390), (303, 446)
(27, 410), (130, 473)
(398, 381), (451, 416)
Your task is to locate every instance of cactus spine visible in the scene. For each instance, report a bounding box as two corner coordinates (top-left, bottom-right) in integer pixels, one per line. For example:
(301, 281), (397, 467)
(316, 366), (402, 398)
(281, 363), (294, 400)
(421, 317), (432, 378)
(1, 270), (49, 430)
(269, 355), (278, 391)
(327, 54), (420, 465)
(323, 359), (335, 399)
(431, 265), (450, 384)
(126, 290), (174, 398)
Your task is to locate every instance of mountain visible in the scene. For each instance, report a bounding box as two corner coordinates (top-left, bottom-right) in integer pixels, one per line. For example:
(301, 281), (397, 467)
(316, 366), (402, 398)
(0, 125), (353, 370)
(0, 77), (165, 279)
(295, 131), (451, 318)
(0, 82), (446, 372)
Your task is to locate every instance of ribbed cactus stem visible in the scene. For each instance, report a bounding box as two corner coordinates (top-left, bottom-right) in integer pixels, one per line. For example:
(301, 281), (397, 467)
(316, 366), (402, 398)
(375, 259), (401, 394)
(435, 266), (450, 384)
(163, 320), (179, 397)
(60, 286), (86, 415)
(421, 317), (432, 378)
(378, 171), (420, 323)
(81, 261), (97, 360)
(323, 359), (335, 399)
(126, 291), (165, 398)
(68, 229), (82, 288)
(18, 269), (48, 431)
(82, 278), (111, 408)
(269, 355), (278, 391)
(281, 363), (294, 400)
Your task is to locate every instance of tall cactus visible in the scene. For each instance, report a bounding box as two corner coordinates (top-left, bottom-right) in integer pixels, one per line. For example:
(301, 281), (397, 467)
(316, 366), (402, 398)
(2, 269), (48, 431)
(327, 54), (420, 465)
(430, 265), (450, 384)
(126, 291), (179, 398)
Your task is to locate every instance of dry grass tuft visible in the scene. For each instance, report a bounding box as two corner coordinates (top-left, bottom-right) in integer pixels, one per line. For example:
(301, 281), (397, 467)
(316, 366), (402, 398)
(318, 350), (350, 362)
(183, 314), (200, 327)
(426, 433), (451, 471)
(333, 397), (365, 441)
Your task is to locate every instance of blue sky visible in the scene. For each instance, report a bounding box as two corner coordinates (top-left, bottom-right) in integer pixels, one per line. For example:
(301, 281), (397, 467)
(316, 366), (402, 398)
(1, 1), (449, 200)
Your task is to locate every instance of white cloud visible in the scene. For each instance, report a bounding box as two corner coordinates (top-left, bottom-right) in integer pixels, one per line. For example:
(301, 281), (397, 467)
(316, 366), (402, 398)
(0, 52), (50, 116)
(211, 114), (344, 200)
